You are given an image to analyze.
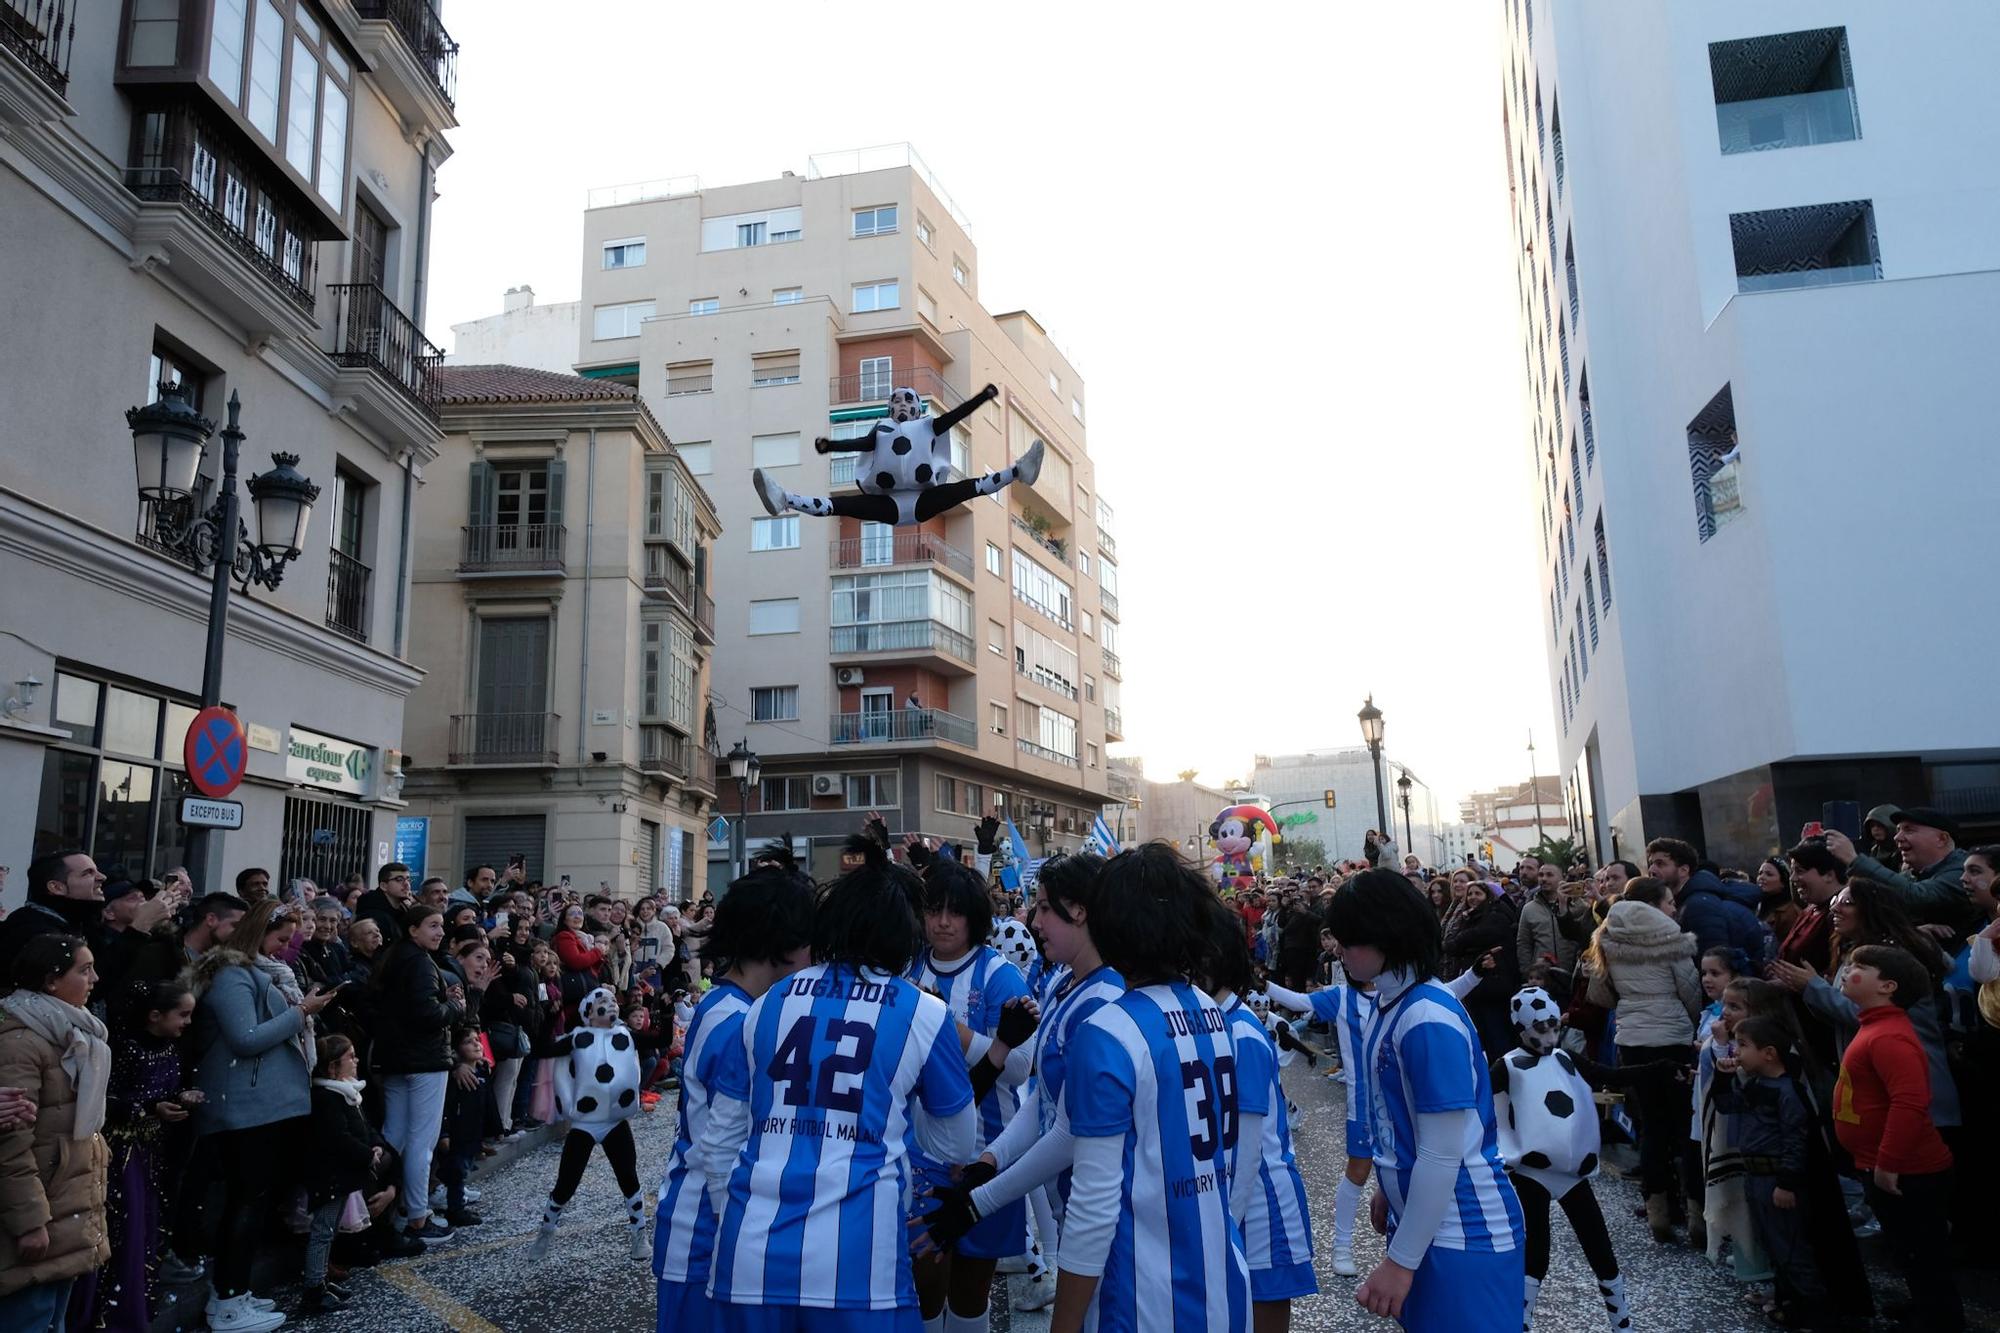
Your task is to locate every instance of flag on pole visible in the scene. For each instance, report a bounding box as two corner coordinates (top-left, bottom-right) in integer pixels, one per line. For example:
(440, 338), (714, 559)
(1084, 813), (1122, 857)
(1000, 818), (1031, 892)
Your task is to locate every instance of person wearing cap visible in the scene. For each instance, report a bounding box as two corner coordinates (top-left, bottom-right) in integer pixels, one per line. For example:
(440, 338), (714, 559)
(1823, 807), (1974, 934)
(93, 879), (184, 995)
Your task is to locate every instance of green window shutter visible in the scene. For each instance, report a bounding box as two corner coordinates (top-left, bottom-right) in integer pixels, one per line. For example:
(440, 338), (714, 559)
(467, 460), (495, 528)
(546, 458), (567, 530)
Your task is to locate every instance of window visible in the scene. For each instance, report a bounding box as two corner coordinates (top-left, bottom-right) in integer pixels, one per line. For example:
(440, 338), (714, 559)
(845, 773), (897, 808)
(949, 427), (969, 479)
(35, 671), (201, 882)
(1081, 610), (1093, 638)
(640, 619), (665, 717)
(1730, 200), (1879, 292)
(246, 1), (283, 138)
(283, 34), (318, 178)
(1687, 384), (1743, 542)
(831, 570), (972, 640)
(209, 0), (246, 95)
(952, 257), (968, 287)
(148, 338), (209, 410)
(917, 288), (938, 326)
(752, 433), (800, 468)
(916, 215), (933, 247)
(1015, 619), (1080, 699)
(315, 78), (347, 206)
(1550, 97), (1564, 196)
(751, 686), (799, 722)
(602, 237), (646, 269)
(1087, 742), (1099, 768)
(700, 207), (802, 250)
(1583, 565), (1599, 647)
(752, 352), (801, 386)
(852, 205), (897, 237)
(676, 442), (712, 475)
(689, 297), (719, 316)
(985, 542), (1003, 577)
(751, 516), (799, 551)
(1048, 371), (1060, 396)
(772, 286), (803, 305)
(989, 702), (1008, 735)
(665, 361), (711, 395)
(1077, 552), (1090, 578)
(761, 776), (811, 810)
(594, 300), (655, 340)
(858, 356), (894, 399)
(852, 280), (899, 313)
(1084, 675), (1096, 703)
(748, 598), (800, 635)
(1072, 396), (1083, 422)
(129, 0), (183, 65)
(1710, 27), (1858, 153)
(936, 775), (957, 811)
(1010, 548), (1074, 628)
(1594, 512), (1612, 609)
(988, 619), (1006, 655)
(1019, 702), (1079, 763)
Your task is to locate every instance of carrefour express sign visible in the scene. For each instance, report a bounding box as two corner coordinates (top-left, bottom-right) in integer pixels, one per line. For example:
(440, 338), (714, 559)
(287, 725), (375, 796)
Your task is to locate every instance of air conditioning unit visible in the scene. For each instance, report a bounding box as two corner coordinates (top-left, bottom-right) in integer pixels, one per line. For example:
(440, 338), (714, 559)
(834, 667), (866, 687)
(811, 773), (843, 797)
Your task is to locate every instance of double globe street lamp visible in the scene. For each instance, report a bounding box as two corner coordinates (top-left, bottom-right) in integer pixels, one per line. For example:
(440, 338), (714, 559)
(725, 739), (762, 879)
(1357, 695), (1390, 846)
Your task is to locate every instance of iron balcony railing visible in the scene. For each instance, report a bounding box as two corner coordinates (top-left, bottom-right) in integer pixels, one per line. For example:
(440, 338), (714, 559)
(1012, 515), (1069, 564)
(356, 0), (458, 107)
(830, 531), (972, 578)
(126, 101), (320, 312)
(831, 708), (975, 748)
(830, 619), (973, 664)
(1102, 648), (1122, 679)
(1017, 738), (1079, 768)
(461, 523), (565, 572)
(694, 585), (715, 640)
(828, 366), (961, 409)
(1, 0), (73, 95)
(1104, 708), (1123, 737)
(326, 548), (371, 641)
(639, 725), (690, 779)
(1099, 588), (1120, 620)
(326, 283), (442, 419)
(644, 550), (694, 609)
(689, 747), (718, 793)
(450, 712), (558, 765)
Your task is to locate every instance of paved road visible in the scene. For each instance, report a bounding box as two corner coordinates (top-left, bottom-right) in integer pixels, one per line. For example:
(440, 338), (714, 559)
(299, 1048), (1985, 1332)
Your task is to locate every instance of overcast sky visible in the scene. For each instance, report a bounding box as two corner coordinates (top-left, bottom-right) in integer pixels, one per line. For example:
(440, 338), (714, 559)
(425, 0), (1556, 815)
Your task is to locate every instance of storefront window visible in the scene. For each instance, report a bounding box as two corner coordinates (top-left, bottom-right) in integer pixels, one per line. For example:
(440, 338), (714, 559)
(34, 670), (197, 880)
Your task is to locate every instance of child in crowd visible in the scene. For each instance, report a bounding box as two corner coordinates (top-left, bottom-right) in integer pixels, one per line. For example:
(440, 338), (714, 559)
(303, 1036), (374, 1314)
(531, 986), (646, 1262)
(1711, 1017), (1823, 1328)
(1833, 945), (1965, 1332)
(1691, 951), (1764, 1281)
(435, 1029), (488, 1228)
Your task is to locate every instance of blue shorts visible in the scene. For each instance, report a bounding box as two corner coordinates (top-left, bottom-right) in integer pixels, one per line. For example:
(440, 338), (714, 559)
(712, 1305), (923, 1333)
(914, 1164), (1027, 1260)
(1249, 1258), (1318, 1302)
(1396, 1243), (1524, 1333)
(659, 1278), (713, 1332)
(1345, 1117), (1373, 1159)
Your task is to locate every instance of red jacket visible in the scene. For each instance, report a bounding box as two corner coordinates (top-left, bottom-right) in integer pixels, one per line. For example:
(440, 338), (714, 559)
(552, 928), (605, 976)
(1833, 1003), (1953, 1174)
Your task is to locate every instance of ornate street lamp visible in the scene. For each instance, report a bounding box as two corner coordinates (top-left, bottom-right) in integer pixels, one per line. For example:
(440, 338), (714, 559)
(726, 740), (760, 877)
(1397, 771), (1415, 855)
(128, 381), (212, 501)
(1357, 695), (1389, 842)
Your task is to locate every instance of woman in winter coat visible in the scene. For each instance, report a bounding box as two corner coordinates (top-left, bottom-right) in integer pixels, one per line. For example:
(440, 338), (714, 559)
(0, 934), (111, 1333)
(481, 936), (540, 1133)
(550, 905), (605, 1019)
(1443, 878), (1522, 1060)
(1585, 877), (1702, 1240)
(186, 898), (335, 1332)
(367, 904), (463, 1245)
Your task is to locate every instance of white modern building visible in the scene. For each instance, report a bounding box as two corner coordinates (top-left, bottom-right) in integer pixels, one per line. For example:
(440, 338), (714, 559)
(1505, 1), (2000, 870)
(1250, 747), (1444, 865)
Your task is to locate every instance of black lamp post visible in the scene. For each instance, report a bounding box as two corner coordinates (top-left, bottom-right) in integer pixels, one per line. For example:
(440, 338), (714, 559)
(725, 739), (761, 878)
(1397, 771), (1415, 855)
(1357, 695), (1388, 843)
(127, 383), (319, 893)
(1527, 730), (1546, 847)
(1032, 804), (1055, 853)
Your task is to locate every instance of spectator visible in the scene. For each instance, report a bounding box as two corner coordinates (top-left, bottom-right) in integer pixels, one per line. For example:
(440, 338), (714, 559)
(343, 917), (384, 986)
(353, 864), (413, 943)
(1424, 880), (1452, 924)
(1823, 808), (1975, 934)
(367, 904), (462, 1247)
(483, 938), (539, 1135)
(551, 904), (606, 1016)
(0, 850), (107, 975)
(1645, 837), (1769, 962)
(180, 893), (247, 967)
(1586, 876), (1702, 1241)
(1861, 805), (1903, 872)
(454, 865), (496, 910)
(433, 1029), (487, 1229)
(1442, 876), (1521, 1059)
(301, 1036), (371, 1314)
(94, 879), (184, 995)
(302, 898), (352, 984)
(233, 868), (270, 906)
(417, 878), (451, 914)
(185, 899), (333, 1332)
(1596, 859), (1639, 904)
(1517, 863), (1591, 975)
(1780, 841), (1844, 974)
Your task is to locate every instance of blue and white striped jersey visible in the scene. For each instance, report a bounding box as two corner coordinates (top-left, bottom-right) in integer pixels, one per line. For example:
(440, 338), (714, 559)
(909, 945), (1031, 1153)
(654, 980), (750, 1286)
(708, 963), (973, 1310)
(1064, 983), (1252, 1333)
(1306, 983), (1379, 1143)
(1361, 974), (1523, 1254)
(1224, 1001), (1314, 1277)
(1030, 963), (1126, 1135)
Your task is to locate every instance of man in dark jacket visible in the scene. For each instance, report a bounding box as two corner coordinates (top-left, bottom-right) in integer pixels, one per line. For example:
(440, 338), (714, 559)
(0, 848), (106, 972)
(1646, 837), (1771, 961)
(1824, 807), (1974, 934)
(354, 862), (414, 941)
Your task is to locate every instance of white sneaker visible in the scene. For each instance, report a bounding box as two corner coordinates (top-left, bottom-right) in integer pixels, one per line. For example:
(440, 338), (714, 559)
(463, 1186), (482, 1203)
(528, 1221), (558, 1262)
(1015, 1272), (1057, 1312)
(630, 1226), (651, 1262)
(752, 468), (786, 517)
(1332, 1245), (1358, 1277)
(207, 1293), (286, 1332)
(206, 1293), (277, 1317)
(1014, 439), (1046, 487)
(430, 1186), (448, 1211)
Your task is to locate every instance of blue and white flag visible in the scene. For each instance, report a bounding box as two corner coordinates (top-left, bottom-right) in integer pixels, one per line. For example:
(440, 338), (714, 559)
(1000, 818), (1031, 892)
(1084, 813), (1122, 857)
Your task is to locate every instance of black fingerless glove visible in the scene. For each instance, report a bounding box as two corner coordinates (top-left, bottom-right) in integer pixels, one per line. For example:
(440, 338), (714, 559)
(917, 1183), (983, 1253)
(994, 998), (1039, 1050)
(976, 816), (1001, 856)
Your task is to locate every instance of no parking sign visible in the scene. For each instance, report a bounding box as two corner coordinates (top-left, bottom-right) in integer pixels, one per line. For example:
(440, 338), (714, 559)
(183, 706), (248, 799)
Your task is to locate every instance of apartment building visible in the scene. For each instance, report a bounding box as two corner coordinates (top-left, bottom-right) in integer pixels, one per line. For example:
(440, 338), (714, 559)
(394, 366), (721, 896)
(1507, 2), (2000, 870)
(572, 147), (1122, 887)
(1249, 747), (1444, 865)
(1, 0), (458, 895)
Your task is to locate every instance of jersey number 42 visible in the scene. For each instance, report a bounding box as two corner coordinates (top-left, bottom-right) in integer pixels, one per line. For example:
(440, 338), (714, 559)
(770, 1016), (876, 1112)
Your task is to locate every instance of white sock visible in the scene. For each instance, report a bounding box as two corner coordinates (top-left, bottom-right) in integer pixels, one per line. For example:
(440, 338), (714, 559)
(1523, 1274), (1542, 1331)
(1599, 1273), (1631, 1331)
(943, 1311), (990, 1333)
(624, 1191), (646, 1232)
(1334, 1176), (1364, 1249)
(923, 1317), (945, 1333)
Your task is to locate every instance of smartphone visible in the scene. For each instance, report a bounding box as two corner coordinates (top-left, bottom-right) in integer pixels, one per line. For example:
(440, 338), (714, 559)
(560, 873), (571, 888)
(1822, 801), (1864, 842)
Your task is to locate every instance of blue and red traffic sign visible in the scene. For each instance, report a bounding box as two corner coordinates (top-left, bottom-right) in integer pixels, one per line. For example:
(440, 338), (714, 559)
(183, 706), (248, 799)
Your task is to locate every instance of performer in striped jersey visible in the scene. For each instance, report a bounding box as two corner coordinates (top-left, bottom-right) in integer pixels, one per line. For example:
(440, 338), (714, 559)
(1323, 869), (1525, 1333)
(1049, 842), (1251, 1333)
(700, 843), (977, 1332)
(653, 866), (816, 1333)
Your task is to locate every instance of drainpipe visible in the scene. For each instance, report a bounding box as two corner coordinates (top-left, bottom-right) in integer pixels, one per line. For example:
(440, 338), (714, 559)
(393, 451), (414, 656)
(575, 427), (597, 783)
(412, 145), (433, 325)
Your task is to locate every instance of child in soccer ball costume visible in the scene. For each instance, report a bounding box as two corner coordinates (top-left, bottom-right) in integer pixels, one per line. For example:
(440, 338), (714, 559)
(530, 986), (646, 1261)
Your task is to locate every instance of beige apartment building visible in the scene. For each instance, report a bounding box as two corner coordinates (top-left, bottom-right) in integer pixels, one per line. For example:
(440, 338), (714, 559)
(1, 1), (459, 897)
(559, 148), (1125, 887)
(396, 366), (721, 897)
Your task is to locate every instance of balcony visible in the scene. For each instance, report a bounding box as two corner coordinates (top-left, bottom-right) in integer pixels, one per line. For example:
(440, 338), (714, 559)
(326, 548), (371, 642)
(1096, 528), (1116, 561)
(644, 548), (694, 611)
(327, 282), (443, 422)
(125, 102), (326, 338)
(461, 523), (565, 574)
(830, 619), (974, 671)
(1, 0), (72, 108)
(1102, 648), (1122, 679)
(1013, 515), (1069, 564)
(694, 585), (715, 643)
(1736, 264), (1878, 294)
(1099, 588), (1119, 620)
(450, 712), (559, 766)
(831, 531), (973, 580)
(1017, 739), (1079, 769)
(639, 725), (691, 780)
(831, 708), (975, 748)
(688, 747), (717, 795)
(354, 0), (458, 120)
(1105, 708), (1123, 739)
(1716, 89), (1857, 155)
(829, 365), (961, 410)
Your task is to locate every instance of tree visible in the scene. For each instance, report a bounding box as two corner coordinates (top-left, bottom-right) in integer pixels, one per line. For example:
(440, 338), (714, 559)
(1277, 837), (1329, 872)
(1527, 833), (1582, 870)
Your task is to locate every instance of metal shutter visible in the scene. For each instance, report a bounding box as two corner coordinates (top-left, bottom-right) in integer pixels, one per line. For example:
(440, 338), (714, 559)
(461, 814), (547, 885)
(637, 820), (660, 896)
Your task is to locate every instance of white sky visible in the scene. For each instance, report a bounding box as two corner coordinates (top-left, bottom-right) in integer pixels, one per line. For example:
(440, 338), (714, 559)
(425, 0), (1557, 815)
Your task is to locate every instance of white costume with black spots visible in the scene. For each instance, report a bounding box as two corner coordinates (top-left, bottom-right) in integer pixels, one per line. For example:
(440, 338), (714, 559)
(532, 987), (650, 1262)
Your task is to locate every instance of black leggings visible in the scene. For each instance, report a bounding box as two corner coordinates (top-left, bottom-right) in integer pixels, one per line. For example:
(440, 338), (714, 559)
(823, 477), (989, 525)
(1513, 1174), (1619, 1282)
(207, 1120), (292, 1297)
(550, 1120), (640, 1205)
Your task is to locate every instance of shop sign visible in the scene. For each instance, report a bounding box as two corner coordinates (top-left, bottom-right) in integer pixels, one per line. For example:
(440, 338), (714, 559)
(287, 726), (375, 795)
(395, 816), (430, 871)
